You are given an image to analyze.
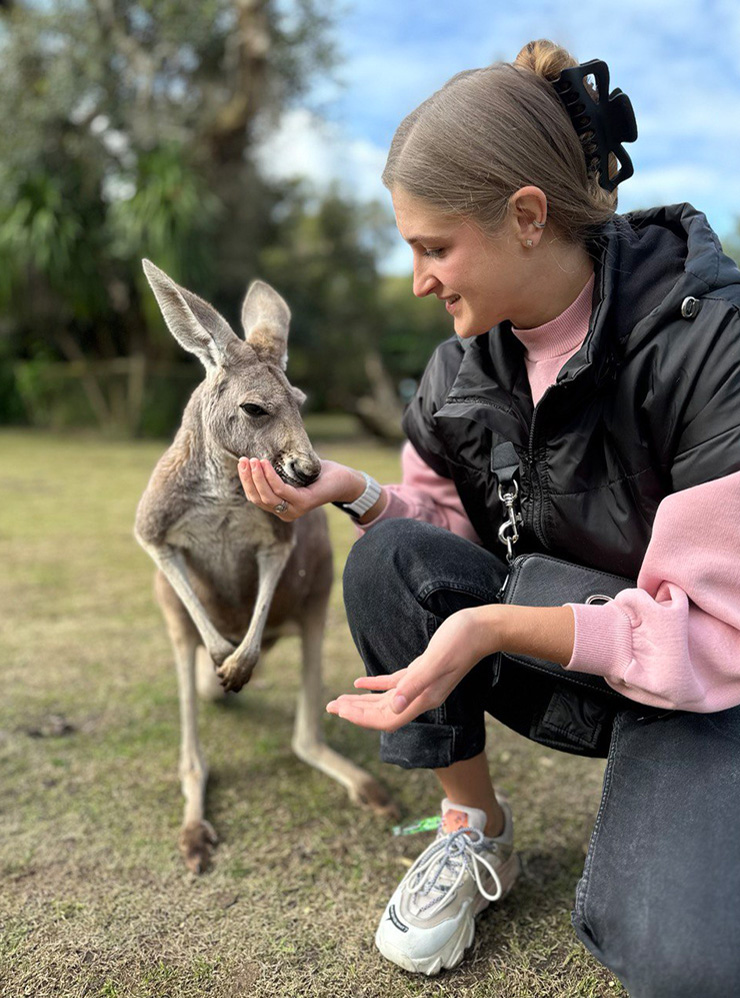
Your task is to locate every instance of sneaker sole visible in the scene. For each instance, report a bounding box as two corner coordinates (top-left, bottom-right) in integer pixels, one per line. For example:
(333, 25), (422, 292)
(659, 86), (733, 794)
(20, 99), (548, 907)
(375, 851), (521, 976)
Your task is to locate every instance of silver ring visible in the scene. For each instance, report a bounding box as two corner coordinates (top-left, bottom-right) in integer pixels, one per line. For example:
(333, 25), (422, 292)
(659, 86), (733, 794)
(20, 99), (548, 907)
(274, 500), (289, 514)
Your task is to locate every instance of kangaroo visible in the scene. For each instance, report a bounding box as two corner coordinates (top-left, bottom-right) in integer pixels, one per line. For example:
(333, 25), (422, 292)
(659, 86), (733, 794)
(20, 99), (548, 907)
(134, 260), (392, 873)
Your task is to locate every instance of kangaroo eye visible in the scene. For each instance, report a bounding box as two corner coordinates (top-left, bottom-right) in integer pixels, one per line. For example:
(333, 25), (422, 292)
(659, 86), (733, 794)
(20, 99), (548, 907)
(240, 403), (269, 417)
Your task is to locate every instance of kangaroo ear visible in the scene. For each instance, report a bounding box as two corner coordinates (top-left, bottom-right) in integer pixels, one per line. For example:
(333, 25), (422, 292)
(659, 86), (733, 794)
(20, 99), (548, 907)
(241, 280), (291, 370)
(142, 259), (237, 372)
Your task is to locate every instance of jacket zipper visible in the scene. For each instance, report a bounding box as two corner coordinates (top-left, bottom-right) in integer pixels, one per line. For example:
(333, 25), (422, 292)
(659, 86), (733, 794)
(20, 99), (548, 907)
(526, 386), (554, 549)
(444, 394), (511, 413)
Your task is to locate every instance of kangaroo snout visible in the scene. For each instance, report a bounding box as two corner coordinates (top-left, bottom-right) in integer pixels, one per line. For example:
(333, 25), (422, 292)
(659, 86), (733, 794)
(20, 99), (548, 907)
(274, 453), (321, 488)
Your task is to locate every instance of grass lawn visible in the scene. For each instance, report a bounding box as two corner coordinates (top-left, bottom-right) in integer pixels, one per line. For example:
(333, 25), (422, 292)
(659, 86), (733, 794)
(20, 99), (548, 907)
(0, 427), (626, 997)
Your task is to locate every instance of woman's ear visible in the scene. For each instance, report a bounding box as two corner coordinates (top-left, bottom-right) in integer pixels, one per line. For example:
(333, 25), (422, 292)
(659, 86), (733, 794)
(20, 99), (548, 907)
(509, 186), (548, 246)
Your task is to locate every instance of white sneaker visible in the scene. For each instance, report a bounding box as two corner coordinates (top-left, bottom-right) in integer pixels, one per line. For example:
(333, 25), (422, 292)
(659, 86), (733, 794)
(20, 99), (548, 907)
(375, 797), (520, 975)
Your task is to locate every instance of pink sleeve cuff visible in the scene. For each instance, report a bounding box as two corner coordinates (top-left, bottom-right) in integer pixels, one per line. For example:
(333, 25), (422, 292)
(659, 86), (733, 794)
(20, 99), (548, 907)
(566, 600), (634, 678)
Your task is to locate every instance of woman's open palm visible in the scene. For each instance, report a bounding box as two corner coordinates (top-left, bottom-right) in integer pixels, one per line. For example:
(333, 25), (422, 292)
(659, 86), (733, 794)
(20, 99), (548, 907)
(326, 608), (493, 732)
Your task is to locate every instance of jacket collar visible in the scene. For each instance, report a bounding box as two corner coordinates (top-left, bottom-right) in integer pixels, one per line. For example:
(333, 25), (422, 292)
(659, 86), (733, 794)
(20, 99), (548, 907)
(443, 203), (737, 411)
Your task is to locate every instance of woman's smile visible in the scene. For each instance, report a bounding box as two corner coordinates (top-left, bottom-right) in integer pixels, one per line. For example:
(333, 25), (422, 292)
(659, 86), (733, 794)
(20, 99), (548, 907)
(391, 186), (531, 337)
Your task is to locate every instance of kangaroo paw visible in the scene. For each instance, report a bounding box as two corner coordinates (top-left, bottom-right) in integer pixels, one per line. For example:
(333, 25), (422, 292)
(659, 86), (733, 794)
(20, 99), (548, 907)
(216, 652), (257, 693)
(179, 820), (218, 874)
(350, 776), (400, 821)
(208, 640), (237, 669)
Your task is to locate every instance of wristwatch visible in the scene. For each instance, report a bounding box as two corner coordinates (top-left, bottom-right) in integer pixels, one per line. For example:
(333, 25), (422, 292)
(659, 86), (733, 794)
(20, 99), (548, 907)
(332, 472), (382, 520)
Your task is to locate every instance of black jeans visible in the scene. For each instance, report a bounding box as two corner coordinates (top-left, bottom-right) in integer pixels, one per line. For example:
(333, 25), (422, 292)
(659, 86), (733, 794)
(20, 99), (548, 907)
(343, 519), (740, 998)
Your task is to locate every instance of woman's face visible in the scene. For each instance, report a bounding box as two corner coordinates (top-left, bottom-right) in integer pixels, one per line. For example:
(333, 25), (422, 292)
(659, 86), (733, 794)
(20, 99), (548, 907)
(392, 187), (532, 337)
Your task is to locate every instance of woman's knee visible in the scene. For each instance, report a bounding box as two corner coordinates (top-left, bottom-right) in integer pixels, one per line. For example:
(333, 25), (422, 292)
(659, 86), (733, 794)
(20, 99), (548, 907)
(573, 875), (740, 998)
(344, 517), (411, 582)
(341, 518), (505, 679)
(342, 518), (444, 618)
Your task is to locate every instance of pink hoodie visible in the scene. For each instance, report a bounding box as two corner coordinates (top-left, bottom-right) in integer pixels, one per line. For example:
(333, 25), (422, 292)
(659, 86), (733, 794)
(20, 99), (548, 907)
(357, 275), (740, 713)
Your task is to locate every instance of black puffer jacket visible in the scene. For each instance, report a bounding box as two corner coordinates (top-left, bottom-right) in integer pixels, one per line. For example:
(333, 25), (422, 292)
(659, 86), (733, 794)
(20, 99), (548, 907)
(402, 204), (740, 578)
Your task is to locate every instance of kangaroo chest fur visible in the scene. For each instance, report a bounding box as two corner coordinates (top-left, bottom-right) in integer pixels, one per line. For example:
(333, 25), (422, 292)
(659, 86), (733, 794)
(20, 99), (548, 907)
(167, 493), (291, 604)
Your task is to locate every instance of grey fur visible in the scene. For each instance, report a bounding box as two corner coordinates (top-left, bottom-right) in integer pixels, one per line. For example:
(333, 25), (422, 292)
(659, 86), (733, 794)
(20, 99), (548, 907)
(135, 261), (392, 872)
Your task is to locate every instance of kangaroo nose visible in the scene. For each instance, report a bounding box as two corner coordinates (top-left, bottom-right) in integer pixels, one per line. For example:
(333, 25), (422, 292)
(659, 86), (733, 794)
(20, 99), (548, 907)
(282, 455), (321, 487)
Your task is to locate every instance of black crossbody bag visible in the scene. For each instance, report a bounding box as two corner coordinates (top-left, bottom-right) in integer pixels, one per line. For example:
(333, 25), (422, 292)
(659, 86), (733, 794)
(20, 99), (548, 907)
(497, 551), (634, 702)
(492, 441), (635, 698)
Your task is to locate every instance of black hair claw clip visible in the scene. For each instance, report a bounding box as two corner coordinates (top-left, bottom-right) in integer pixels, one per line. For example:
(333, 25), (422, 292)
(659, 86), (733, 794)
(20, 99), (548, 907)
(552, 59), (638, 192)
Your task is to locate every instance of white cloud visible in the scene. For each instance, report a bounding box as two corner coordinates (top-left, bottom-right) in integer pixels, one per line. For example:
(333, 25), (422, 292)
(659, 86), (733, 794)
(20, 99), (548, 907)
(255, 108), (389, 205)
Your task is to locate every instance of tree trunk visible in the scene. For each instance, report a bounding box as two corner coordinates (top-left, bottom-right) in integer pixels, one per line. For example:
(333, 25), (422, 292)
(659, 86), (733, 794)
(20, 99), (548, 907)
(355, 352), (405, 443)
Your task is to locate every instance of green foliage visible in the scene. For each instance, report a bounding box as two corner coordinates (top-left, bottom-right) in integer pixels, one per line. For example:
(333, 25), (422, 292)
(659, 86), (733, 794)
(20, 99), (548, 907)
(108, 143), (223, 358)
(254, 189), (453, 409)
(0, 338), (26, 424)
(377, 274), (453, 381)
(722, 233), (740, 269)
(0, 0), (338, 359)
(109, 145), (221, 281)
(137, 366), (201, 437)
(258, 186), (392, 408)
(0, 173), (79, 298)
(0, 0), (438, 436)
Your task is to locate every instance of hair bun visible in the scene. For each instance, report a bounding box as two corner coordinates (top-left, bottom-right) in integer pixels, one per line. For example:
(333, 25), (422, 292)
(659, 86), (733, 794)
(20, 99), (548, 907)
(514, 39), (577, 82)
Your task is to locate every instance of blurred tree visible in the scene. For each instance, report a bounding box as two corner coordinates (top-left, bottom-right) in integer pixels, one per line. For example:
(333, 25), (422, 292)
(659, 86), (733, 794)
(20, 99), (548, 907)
(257, 186), (453, 436)
(0, 0), (340, 430)
(377, 273), (453, 383)
(0, 0), (444, 439)
(260, 186), (389, 407)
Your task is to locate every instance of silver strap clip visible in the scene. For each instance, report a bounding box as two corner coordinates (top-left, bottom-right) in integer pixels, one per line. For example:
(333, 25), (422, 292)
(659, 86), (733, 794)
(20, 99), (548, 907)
(497, 480), (523, 563)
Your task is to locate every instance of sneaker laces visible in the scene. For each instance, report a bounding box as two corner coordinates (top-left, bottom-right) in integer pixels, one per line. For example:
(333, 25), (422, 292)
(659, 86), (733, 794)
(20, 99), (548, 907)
(404, 827), (503, 917)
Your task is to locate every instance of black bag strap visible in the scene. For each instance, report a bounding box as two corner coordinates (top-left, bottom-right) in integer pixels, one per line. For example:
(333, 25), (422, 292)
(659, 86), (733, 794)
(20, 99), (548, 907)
(490, 440), (520, 487)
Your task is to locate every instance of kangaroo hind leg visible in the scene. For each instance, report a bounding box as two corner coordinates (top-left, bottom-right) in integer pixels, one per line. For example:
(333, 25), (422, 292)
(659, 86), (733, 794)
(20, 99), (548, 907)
(292, 597), (397, 817)
(156, 570), (218, 871)
(196, 645), (226, 702)
(157, 586), (218, 873)
(172, 632), (217, 872)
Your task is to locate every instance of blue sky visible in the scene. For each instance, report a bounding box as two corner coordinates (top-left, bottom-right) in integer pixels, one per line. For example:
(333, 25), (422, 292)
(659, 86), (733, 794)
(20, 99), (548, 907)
(258, 0), (740, 273)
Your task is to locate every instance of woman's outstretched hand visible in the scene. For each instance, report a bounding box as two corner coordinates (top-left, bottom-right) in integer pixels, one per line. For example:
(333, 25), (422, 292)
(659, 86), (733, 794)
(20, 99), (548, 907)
(326, 607), (500, 732)
(238, 458), (367, 522)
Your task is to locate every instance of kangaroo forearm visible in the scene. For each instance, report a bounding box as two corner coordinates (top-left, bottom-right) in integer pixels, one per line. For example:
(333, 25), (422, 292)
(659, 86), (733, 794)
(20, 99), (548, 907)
(144, 542), (230, 653)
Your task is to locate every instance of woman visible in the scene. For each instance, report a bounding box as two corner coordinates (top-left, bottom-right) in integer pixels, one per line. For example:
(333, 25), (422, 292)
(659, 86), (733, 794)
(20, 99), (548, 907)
(237, 40), (740, 996)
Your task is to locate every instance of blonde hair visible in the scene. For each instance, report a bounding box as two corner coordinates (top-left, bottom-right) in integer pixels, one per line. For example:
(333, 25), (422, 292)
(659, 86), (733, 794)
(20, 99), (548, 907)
(382, 39), (619, 244)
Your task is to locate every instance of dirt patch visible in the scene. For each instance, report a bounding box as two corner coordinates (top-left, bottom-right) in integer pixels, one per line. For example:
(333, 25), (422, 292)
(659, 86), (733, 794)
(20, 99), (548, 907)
(22, 714), (77, 739)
